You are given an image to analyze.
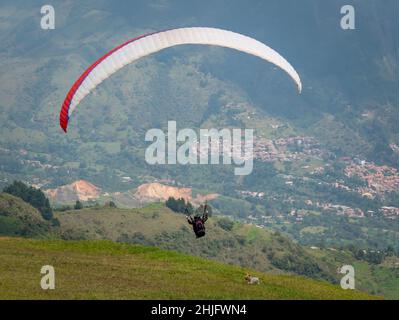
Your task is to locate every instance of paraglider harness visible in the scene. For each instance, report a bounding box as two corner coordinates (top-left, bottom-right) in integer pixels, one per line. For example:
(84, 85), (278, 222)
(186, 202), (209, 238)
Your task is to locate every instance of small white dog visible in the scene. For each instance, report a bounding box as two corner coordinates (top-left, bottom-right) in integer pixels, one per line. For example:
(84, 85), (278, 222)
(245, 273), (260, 285)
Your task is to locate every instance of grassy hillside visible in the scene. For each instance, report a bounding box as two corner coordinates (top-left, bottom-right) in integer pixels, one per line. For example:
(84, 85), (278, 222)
(55, 204), (399, 299)
(56, 204), (333, 281)
(0, 237), (376, 300)
(0, 196), (396, 299)
(0, 193), (52, 237)
(307, 247), (399, 300)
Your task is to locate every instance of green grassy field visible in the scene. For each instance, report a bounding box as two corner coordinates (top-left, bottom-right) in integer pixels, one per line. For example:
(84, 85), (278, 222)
(0, 237), (377, 300)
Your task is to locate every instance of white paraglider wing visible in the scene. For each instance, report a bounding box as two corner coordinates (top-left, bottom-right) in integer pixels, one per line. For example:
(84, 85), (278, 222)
(60, 27), (302, 132)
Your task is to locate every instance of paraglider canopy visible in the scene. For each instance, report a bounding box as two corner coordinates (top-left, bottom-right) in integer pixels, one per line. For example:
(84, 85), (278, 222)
(60, 27), (302, 132)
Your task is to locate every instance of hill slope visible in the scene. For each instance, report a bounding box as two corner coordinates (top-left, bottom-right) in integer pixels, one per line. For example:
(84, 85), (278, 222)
(306, 247), (399, 299)
(0, 237), (376, 300)
(55, 204), (399, 299)
(0, 193), (51, 237)
(56, 204), (333, 281)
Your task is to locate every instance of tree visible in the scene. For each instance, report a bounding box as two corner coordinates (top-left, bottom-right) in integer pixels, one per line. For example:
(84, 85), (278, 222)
(217, 218), (234, 231)
(109, 201), (117, 208)
(175, 198), (186, 213)
(3, 181), (53, 220)
(74, 200), (83, 210)
(165, 197), (194, 214)
(166, 197), (178, 212)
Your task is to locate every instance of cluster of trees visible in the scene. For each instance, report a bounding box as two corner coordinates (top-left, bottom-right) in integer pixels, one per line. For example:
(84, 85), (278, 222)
(3, 181), (53, 220)
(354, 249), (384, 264)
(165, 197), (213, 217)
(165, 197), (193, 214)
(217, 217), (235, 231)
(264, 242), (330, 281)
(349, 245), (397, 265)
(2, 181), (118, 220)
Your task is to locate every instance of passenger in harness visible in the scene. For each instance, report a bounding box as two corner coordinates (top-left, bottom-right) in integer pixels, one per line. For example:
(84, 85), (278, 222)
(186, 201), (209, 238)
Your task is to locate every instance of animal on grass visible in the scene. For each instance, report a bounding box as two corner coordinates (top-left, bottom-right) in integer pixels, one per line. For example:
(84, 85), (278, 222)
(245, 273), (260, 285)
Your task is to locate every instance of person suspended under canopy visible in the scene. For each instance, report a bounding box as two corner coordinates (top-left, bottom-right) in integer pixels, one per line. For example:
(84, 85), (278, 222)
(186, 201), (210, 238)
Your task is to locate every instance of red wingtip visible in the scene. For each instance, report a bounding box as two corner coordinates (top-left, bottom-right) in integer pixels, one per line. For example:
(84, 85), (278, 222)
(60, 117), (68, 133)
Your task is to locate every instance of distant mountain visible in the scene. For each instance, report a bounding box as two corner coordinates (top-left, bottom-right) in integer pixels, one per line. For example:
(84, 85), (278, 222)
(135, 182), (218, 203)
(44, 180), (218, 206)
(1, 0), (398, 191)
(45, 180), (101, 203)
(136, 182), (192, 201)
